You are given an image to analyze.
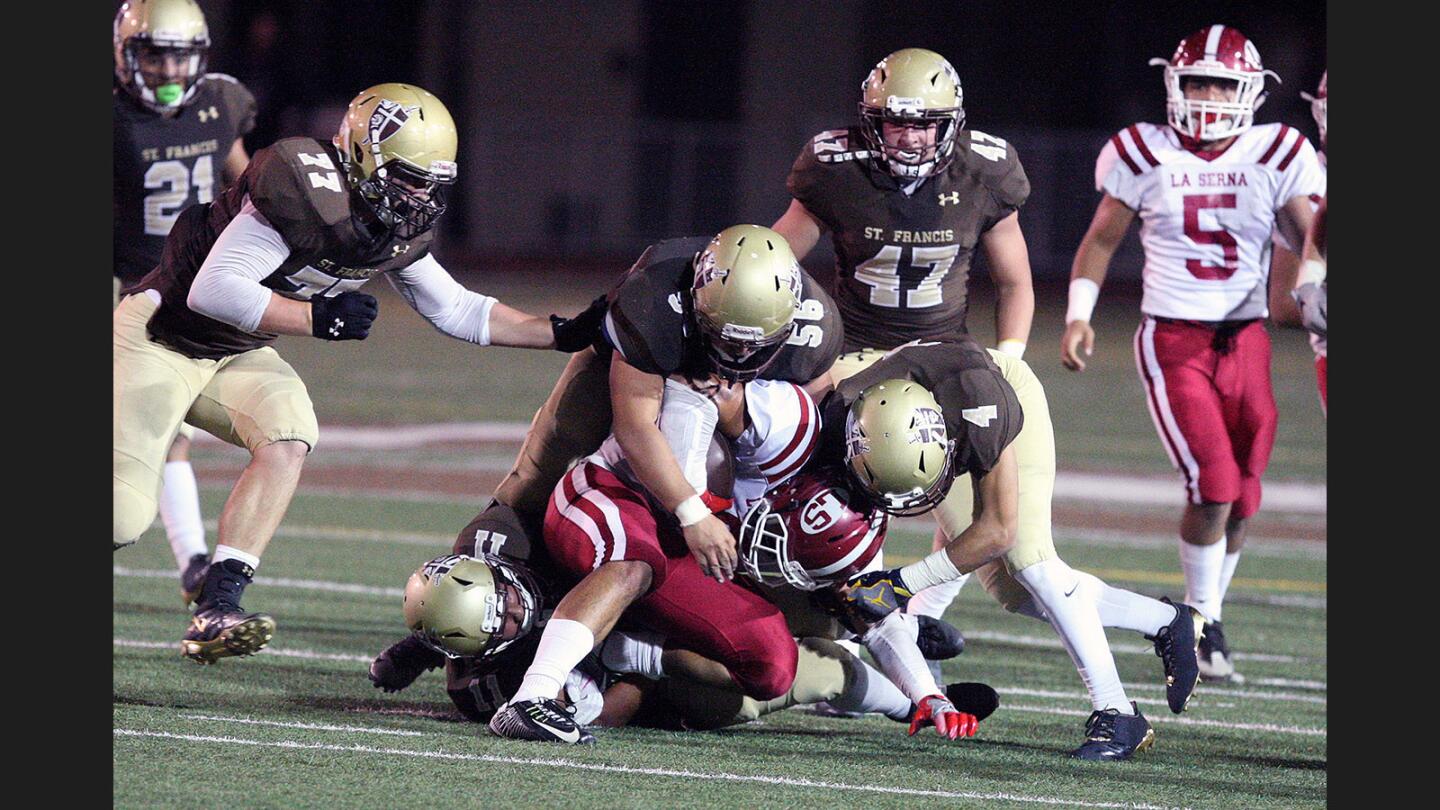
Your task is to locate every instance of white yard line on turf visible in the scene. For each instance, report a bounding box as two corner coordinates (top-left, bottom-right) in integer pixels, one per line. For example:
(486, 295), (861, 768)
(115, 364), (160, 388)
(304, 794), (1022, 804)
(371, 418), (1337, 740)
(1006, 704), (1326, 738)
(112, 729), (1186, 809)
(1003, 685), (1325, 707)
(113, 566), (404, 598)
(194, 421), (1325, 512)
(175, 713), (425, 737)
(113, 638), (370, 664)
(966, 629), (1321, 665)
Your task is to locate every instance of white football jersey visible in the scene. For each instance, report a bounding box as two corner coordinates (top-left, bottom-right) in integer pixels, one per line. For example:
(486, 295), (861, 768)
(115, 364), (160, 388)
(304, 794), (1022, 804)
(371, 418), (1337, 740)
(729, 380), (820, 518)
(1097, 122), (1326, 320)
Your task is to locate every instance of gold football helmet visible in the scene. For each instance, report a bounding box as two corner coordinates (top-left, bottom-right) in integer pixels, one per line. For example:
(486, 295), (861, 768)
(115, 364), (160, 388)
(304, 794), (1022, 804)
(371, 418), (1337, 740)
(858, 48), (965, 179)
(403, 554), (542, 659)
(690, 224), (802, 382)
(844, 378), (956, 516)
(113, 0), (210, 112)
(334, 83), (459, 240)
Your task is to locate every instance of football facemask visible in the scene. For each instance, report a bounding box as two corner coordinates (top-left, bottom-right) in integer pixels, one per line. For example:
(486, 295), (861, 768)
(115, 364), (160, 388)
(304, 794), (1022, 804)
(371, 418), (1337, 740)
(844, 379), (958, 517)
(113, 0), (210, 112)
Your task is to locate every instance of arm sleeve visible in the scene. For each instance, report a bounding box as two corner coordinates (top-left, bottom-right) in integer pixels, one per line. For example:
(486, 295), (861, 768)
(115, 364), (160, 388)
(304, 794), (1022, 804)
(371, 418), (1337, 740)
(657, 379), (721, 495)
(386, 253), (498, 345)
(860, 610), (940, 703)
(186, 197), (291, 332)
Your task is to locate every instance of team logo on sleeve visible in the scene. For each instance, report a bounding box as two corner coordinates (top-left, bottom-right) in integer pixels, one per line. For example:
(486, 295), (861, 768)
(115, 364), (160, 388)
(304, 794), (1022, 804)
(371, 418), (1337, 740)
(366, 99), (419, 144)
(908, 407), (946, 444)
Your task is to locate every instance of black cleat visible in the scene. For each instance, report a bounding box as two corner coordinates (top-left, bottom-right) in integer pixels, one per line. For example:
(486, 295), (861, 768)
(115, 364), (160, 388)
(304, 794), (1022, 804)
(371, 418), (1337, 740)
(488, 697), (596, 744)
(180, 605), (276, 664)
(915, 614), (965, 659)
(180, 553), (210, 607)
(1198, 620), (1244, 683)
(1069, 702), (1155, 761)
(944, 682), (1000, 722)
(369, 635), (446, 692)
(1146, 598), (1202, 713)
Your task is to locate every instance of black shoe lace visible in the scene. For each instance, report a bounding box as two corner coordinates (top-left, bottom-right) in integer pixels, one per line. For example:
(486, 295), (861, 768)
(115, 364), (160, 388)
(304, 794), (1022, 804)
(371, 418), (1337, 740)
(1151, 625), (1175, 667)
(1084, 708), (1119, 742)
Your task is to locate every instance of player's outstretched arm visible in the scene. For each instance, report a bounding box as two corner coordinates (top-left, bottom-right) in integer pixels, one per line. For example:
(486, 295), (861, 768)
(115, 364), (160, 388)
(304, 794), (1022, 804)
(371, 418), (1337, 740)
(1291, 196), (1327, 338)
(1061, 194), (1136, 371)
(770, 199), (827, 262)
(611, 358), (737, 582)
(979, 211), (1035, 357)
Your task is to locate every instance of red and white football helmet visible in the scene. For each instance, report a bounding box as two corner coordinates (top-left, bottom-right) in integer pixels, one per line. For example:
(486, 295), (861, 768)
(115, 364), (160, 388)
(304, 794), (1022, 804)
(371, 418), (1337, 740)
(738, 468), (887, 591)
(1149, 25), (1280, 142)
(1301, 70), (1326, 149)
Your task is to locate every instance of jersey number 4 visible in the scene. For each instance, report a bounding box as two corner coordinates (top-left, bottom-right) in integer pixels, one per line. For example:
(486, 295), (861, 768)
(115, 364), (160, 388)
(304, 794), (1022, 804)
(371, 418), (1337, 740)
(144, 155), (214, 235)
(1183, 194), (1239, 280)
(853, 244), (960, 308)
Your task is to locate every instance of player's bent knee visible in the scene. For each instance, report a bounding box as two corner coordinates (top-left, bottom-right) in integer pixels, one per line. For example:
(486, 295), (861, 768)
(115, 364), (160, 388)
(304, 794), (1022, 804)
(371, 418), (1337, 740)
(731, 640), (799, 701)
(113, 480), (158, 547)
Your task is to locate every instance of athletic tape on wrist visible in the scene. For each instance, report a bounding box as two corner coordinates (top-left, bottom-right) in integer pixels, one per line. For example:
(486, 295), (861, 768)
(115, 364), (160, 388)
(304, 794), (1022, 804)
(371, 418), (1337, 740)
(675, 494), (710, 527)
(1066, 278), (1100, 324)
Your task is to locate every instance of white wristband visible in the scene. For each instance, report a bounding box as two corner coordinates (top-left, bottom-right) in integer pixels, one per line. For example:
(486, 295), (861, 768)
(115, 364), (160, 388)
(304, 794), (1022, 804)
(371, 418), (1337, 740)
(897, 548), (962, 593)
(1297, 259), (1326, 287)
(1066, 278), (1100, 324)
(996, 339), (1026, 358)
(675, 494), (710, 527)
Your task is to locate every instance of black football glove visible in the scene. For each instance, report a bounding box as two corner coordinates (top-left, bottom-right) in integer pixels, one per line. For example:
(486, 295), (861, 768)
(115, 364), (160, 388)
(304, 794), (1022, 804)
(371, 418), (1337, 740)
(550, 294), (609, 353)
(312, 291), (379, 341)
(839, 568), (915, 628)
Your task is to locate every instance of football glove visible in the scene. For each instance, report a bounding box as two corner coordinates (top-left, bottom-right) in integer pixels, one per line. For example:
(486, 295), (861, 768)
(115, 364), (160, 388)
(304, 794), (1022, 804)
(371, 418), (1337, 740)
(908, 694), (978, 740)
(840, 568), (915, 626)
(1291, 282), (1326, 339)
(312, 291), (379, 341)
(550, 294), (609, 353)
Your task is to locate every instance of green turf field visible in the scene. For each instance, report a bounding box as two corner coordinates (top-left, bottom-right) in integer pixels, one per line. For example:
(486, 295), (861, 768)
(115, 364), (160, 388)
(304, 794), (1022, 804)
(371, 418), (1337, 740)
(114, 271), (1325, 807)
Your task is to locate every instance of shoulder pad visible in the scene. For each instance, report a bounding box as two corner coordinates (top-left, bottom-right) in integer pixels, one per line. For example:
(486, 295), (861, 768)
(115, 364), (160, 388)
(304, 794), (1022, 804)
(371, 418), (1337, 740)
(246, 138), (352, 252)
(954, 130), (1029, 208)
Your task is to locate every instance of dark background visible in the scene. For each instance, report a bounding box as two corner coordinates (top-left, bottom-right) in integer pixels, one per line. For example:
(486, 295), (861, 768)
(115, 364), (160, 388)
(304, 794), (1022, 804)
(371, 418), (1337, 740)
(180, 0), (1325, 279)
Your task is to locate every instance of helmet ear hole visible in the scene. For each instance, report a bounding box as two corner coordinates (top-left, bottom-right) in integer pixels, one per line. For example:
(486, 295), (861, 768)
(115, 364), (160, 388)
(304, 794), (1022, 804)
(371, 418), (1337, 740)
(352, 142), (365, 165)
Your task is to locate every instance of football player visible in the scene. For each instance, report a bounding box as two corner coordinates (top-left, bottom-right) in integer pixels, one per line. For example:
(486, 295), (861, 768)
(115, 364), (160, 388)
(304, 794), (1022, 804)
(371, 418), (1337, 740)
(113, 0), (257, 605)
(770, 47), (1037, 654)
(1289, 71), (1327, 412)
(113, 83), (607, 664)
(821, 340), (1203, 760)
(1059, 27), (1325, 682)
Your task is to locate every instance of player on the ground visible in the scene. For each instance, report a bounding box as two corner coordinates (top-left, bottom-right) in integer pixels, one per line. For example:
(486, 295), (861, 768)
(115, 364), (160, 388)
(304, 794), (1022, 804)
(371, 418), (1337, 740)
(819, 340), (1202, 760)
(114, 82), (606, 664)
(770, 48), (1037, 661)
(1059, 26), (1324, 682)
(114, 0), (257, 605)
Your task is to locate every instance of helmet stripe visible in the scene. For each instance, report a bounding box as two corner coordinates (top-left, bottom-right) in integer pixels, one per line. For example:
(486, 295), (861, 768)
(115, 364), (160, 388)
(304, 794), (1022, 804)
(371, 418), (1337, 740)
(1204, 24), (1225, 60)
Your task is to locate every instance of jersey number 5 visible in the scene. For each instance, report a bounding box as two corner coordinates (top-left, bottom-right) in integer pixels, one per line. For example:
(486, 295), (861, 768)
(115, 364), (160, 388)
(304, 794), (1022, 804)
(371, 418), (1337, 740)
(1183, 194), (1239, 280)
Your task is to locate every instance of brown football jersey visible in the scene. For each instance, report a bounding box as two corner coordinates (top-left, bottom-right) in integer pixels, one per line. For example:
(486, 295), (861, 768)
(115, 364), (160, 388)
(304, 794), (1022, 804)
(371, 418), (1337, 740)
(132, 137), (434, 359)
(604, 236), (843, 385)
(113, 74), (257, 283)
(787, 126), (1030, 351)
(815, 339), (1024, 480)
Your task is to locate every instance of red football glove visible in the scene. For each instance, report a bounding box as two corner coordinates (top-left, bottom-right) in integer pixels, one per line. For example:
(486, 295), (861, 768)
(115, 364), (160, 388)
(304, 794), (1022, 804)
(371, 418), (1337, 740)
(908, 694), (978, 740)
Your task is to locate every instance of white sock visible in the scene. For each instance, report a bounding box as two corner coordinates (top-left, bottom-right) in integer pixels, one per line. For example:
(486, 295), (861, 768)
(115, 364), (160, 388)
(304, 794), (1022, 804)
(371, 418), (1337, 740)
(512, 618), (595, 703)
(1016, 559), (1132, 714)
(826, 659), (913, 721)
(600, 629), (666, 680)
(1073, 570), (1176, 636)
(1178, 539), (1226, 622)
(212, 544), (260, 571)
(905, 575), (969, 621)
(160, 461), (207, 570)
(1215, 551), (1241, 621)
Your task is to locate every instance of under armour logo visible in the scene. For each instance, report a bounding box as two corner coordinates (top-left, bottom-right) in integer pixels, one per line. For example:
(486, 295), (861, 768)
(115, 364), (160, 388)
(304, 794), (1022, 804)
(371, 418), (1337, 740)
(962, 405), (998, 427)
(392, 244), (410, 257)
(938, 192), (960, 206)
(328, 318), (344, 337)
(198, 105), (220, 122)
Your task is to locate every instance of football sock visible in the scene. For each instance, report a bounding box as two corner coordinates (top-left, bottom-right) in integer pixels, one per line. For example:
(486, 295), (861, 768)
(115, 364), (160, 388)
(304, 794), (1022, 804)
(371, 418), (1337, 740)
(600, 629), (666, 680)
(1214, 550), (1241, 621)
(160, 461), (208, 570)
(512, 618), (595, 704)
(860, 611), (940, 702)
(1072, 569), (1176, 636)
(1178, 538), (1226, 622)
(1016, 559), (1132, 714)
(906, 576), (969, 621)
(212, 544), (261, 571)
(825, 658), (913, 721)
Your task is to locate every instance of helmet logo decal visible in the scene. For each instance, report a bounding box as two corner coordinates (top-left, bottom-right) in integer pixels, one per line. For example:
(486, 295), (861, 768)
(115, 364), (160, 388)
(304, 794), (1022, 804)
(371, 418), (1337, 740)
(908, 407), (946, 444)
(801, 491), (845, 535)
(961, 404), (998, 428)
(784, 263), (803, 303)
(844, 410), (870, 459)
(366, 99), (420, 145)
(692, 250), (726, 291)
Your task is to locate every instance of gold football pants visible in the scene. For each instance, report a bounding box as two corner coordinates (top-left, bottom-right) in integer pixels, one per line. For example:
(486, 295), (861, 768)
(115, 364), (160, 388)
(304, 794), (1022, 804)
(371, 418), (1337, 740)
(113, 292), (319, 546)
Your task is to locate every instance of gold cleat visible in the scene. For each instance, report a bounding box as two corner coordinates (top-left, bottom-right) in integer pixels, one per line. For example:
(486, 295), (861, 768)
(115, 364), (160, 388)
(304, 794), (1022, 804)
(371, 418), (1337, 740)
(180, 609), (276, 664)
